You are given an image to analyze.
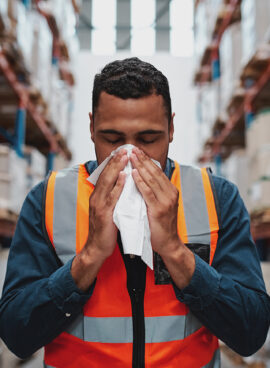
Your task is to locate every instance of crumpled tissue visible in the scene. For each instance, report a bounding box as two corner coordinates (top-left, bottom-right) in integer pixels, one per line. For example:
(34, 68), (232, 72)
(87, 144), (161, 269)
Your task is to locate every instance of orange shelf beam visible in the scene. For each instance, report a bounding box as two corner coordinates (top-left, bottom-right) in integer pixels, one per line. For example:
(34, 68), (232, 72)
(0, 50), (67, 156)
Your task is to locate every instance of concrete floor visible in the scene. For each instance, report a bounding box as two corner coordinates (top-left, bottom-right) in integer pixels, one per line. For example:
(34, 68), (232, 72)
(0, 248), (269, 368)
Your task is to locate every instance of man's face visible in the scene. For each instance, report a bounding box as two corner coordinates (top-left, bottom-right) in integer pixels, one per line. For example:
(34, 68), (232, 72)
(90, 92), (174, 171)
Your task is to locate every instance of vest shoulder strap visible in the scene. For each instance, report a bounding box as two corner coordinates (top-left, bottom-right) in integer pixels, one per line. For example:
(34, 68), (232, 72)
(171, 162), (219, 265)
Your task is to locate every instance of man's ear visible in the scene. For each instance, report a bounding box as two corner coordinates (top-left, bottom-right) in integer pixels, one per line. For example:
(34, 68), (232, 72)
(169, 113), (175, 143)
(89, 113), (95, 143)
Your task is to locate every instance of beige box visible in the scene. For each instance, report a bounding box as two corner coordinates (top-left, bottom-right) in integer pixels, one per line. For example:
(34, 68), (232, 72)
(220, 23), (242, 112)
(246, 110), (270, 158)
(223, 149), (249, 206)
(248, 179), (270, 212)
(24, 146), (46, 178)
(249, 145), (270, 183)
(0, 145), (28, 214)
(0, 145), (11, 173)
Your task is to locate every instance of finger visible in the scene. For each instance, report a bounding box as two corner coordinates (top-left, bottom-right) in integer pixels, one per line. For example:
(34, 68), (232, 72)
(96, 152), (128, 194)
(132, 169), (157, 208)
(130, 150), (169, 196)
(109, 171), (126, 208)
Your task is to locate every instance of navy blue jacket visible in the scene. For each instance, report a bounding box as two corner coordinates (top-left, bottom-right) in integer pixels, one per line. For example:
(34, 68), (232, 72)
(0, 159), (269, 359)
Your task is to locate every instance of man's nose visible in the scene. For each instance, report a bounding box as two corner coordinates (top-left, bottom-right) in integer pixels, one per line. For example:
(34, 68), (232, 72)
(125, 138), (137, 147)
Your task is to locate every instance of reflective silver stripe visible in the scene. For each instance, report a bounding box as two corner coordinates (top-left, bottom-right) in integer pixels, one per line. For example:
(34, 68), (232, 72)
(184, 312), (202, 337)
(179, 165), (211, 244)
(65, 313), (202, 343)
(66, 313), (84, 340)
(53, 166), (79, 264)
(203, 348), (221, 368)
(85, 317), (133, 343)
(44, 365), (55, 368)
(146, 313), (202, 343)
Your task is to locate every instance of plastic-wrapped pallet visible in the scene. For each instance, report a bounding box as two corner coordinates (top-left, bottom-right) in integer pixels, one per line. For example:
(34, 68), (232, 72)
(16, 2), (34, 71)
(31, 12), (53, 102)
(223, 149), (249, 207)
(200, 80), (221, 126)
(49, 78), (71, 139)
(248, 180), (270, 212)
(246, 110), (270, 212)
(194, 0), (223, 68)
(0, 0), (8, 17)
(54, 154), (69, 171)
(219, 23), (242, 114)
(241, 0), (270, 63)
(24, 146), (47, 188)
(194, 2), (210, 68)
(0, 145), (28, 215)
(246, 109), (270, 158)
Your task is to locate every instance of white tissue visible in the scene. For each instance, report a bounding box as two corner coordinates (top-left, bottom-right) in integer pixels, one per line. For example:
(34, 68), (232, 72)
(88, 144), (161, 269)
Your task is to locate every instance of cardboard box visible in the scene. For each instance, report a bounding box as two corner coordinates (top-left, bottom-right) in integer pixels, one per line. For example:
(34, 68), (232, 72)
(24, 146), (46, 178)
(220, 23), (242, 113)
(16, 2), (35, 72)
(0, 145), (28, 214)
(246, 110), (270, 158)
(249, 145), (270, 183)
(31, 12), (53, 102)
(248, 179), (270, 212)
(223, 149), (249, 206)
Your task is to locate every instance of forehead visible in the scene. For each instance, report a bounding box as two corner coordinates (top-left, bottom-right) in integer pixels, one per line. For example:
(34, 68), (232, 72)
(94, 92), (168, 126)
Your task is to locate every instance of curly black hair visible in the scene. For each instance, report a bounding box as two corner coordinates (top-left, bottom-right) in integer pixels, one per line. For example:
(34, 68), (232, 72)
(92, 57), (172, 124)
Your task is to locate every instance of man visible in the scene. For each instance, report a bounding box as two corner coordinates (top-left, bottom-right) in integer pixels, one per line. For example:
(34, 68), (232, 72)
(0, 57), (269, 367)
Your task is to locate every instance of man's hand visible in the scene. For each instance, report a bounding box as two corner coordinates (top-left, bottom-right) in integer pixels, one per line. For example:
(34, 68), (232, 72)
(130, 148), (195, 289)
(87, 149), (128, 258)
(71, 149), (128, 291)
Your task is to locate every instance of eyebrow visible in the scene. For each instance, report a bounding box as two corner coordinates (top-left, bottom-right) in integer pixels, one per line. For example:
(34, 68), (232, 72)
(98, 129), (164, 135)
(98, 129), (124, 135)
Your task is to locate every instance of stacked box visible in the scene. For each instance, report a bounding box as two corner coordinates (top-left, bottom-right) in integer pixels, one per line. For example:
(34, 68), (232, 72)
(241, 0), (270, 63)
(30, 12), (53, 102)
(194, 2), (210, 67)
(0, 145), (28, 214)
(219, 22), (242, 114)
(223, 149), (249, 207)
(246, 110), (270, 159)
(194, 0), (223, 67)
(0, 0), (8, 17)
(24, 146), (47, 188)
(197, 79), (221, 148)
(54, 154), (69, 171)
(246, 110), (270, 211)
(41, 0), (79, 65)
(16, 2), (34, 71)
(49, 72), (71, 139)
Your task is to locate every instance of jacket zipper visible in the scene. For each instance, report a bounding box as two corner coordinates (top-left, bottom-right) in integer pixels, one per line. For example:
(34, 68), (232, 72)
(129, 287), (145, 368)
(117, 233), (146, 367)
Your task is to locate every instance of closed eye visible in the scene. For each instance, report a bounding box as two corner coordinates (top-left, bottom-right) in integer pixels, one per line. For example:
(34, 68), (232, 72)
(105, 138), (123, 144)
(138, 138), (156, 144)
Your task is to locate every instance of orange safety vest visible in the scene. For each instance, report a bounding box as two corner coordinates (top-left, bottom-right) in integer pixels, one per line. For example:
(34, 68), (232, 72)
(43, 161), (220, 368)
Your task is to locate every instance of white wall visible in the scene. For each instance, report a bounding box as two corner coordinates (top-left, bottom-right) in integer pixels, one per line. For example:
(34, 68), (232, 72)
(71, 52), (198, 166)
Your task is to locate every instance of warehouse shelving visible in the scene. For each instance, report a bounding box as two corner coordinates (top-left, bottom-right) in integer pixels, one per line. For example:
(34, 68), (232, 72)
(0, 50), (72, 159)
(35, 0), (76, 87)
(194, 0), (241, 85)
(199, 60), (270, 162)
(193, 0), (270, 244)
(0, 0), (78, 240)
